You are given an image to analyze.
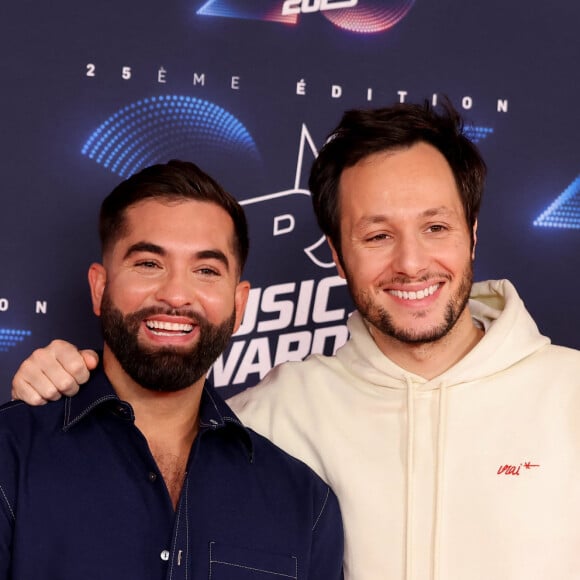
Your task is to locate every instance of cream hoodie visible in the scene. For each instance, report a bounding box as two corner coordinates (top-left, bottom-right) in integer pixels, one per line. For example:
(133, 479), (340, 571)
(230, 280), (580, 579)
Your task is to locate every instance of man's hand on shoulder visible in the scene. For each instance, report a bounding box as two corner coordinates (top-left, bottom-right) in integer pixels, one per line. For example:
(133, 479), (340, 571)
(11, 340), (99, 405)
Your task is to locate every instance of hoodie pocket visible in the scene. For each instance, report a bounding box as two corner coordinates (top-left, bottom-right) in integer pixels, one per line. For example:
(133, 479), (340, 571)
(209, 541), (298, 579)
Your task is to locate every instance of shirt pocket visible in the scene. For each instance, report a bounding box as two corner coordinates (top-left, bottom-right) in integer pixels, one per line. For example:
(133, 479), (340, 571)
(209, 541), (298, 579)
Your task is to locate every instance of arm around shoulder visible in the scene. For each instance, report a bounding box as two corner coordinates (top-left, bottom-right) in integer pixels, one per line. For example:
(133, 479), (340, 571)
(11, 341), (99, 404)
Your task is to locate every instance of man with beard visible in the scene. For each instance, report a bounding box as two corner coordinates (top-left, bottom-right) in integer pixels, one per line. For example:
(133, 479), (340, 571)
(0, 160), (344, 579)
(11, 102), (580, 580)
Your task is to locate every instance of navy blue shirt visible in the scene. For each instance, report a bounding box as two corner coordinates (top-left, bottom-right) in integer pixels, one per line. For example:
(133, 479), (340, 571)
(0, 366), (343, 579)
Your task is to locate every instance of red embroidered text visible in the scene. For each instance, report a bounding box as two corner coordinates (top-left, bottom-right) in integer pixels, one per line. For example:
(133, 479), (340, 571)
(497, 461), (540, 476)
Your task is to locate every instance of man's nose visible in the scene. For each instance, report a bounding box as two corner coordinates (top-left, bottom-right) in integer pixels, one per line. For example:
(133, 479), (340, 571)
(392, 234), (429, 278)
(154, 269), (194, 308)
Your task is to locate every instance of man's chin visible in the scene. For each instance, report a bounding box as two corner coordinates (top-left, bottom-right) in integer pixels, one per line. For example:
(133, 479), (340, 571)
(388, 327), (449, 345)
(369, 311), (456, 345)
(138, 341), (197, 357)
(127, 357), (206, 393)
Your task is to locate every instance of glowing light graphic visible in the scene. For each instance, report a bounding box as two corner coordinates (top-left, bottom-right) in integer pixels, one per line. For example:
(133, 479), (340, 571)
(322, 0), (415, 34)
(0, 328), (32, 353)
(464, 125), (494, 143)
(533, 175), (580, 230)
(82, 95), (261, 178)
(197, 0), (297, 24)
(196, 0), (414, 33)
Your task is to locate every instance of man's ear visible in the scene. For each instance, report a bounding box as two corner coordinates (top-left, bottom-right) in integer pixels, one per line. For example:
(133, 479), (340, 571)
(327, 236), (346, 279)
(232, 280), (251, 334)
(471, 219), (478, 260)
(88, 263), (107, 316)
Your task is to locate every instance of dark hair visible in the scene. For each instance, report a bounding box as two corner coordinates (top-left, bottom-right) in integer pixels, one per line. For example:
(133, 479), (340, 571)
(309, 99), (486, 260)
(99, 160), (249, 273)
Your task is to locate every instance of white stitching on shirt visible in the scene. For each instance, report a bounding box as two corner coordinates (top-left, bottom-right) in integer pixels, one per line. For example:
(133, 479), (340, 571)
(209, 541), (298, 579)
(210, 559), (298, 578)
(168, 491), (183, 579)
(312, 486), (330, 532)
(63, 395), (120, 430)
(0, 484), (15, 521)
(64, 397), (71, 426)
(0, 402), (24, 414)
(209, 541), (213, 580)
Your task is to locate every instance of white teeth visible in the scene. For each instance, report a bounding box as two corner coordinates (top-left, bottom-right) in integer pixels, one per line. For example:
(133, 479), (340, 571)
(389, 284), (439, 301)
(145, 320), (193, 334)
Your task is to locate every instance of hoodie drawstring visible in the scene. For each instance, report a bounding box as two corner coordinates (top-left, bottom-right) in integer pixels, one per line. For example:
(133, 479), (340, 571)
(405, 375), (415, 580)
(404, 377), (448, 580)
(432, 381), (448, 580)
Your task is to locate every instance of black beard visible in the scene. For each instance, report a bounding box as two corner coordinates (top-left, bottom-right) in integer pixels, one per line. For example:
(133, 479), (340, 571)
(99, 290), (235, 392)
(351, 262), (473, 346)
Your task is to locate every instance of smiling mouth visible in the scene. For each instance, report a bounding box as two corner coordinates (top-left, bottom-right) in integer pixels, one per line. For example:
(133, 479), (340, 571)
(388, 283), (440, 301)
(145, 320), (194, 336)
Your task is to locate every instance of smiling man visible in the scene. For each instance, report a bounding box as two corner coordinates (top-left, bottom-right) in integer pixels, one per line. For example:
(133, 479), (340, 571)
(234, 102), (580, 578)
(0, 161), (344, 579)
(330, 141), (481, 377)
(11, 103), (580, 580)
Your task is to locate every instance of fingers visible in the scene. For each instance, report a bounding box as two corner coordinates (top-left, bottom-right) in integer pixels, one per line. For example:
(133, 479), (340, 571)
(10, 379), (51, 406)
(81, 349), (100, 370)
(11, 340), (95, 404)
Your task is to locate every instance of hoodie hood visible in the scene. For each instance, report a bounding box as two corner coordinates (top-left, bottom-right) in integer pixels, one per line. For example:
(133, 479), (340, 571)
(337, 279), (550, 389)
(447, 279), (550, 381)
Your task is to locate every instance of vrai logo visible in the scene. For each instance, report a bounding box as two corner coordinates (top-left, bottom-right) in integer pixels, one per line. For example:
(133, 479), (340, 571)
(196, 0), (416, 34)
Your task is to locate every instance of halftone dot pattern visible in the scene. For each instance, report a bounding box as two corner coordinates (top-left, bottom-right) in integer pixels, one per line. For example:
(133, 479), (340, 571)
(82, 95), (260, 178)
(464, 125), (494, 143)
(534, 175), (580, 229)
(322, 0), (415, 34)
(197, 0), (297, 24)
(0, 328), (32, 353)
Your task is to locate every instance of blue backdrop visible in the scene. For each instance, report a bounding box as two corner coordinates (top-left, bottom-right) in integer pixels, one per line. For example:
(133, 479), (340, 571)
(1, 0), (579, 400)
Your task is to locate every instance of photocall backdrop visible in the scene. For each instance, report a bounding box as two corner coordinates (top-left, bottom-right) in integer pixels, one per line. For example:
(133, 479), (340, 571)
(1, 1), (579, 400)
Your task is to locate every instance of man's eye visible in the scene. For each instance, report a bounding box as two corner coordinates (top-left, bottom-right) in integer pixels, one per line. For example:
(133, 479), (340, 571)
(428, 225), (447, 233)
(135, 261), (159, 269)
(197, 267), (219, 276)
(366, 233), (390, 242)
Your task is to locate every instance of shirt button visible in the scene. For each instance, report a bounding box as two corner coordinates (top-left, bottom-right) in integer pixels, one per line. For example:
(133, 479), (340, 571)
(148, 472), (158, 483)
(160, 550), (170, 561)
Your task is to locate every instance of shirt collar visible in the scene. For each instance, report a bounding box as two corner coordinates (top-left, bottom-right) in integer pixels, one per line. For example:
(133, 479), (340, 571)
(198, 381), (254, 459)
(62, 363), (254, 460)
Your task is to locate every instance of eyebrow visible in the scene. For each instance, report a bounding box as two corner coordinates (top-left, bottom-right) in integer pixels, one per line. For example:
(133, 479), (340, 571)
(195, 249), (230, 270)
(421, 206), (456, 218)
(356, 206), (457, 229)
(123, 242), (230, 270)
(123, 242), (165, 259)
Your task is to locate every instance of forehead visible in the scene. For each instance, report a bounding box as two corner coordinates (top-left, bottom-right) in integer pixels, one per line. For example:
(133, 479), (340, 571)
(118, 198), (236, 252)
(338, 142), (463, 219)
